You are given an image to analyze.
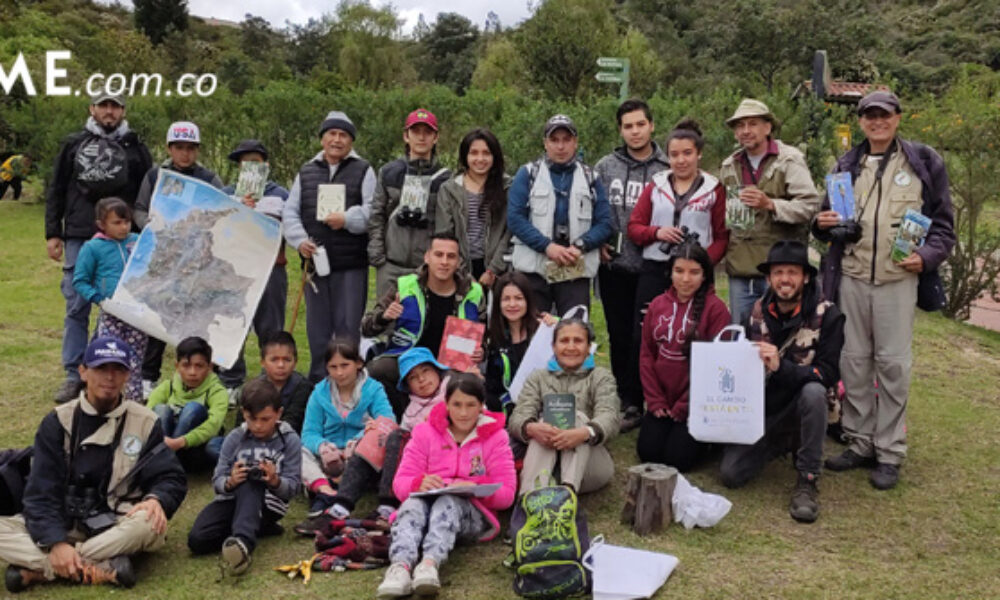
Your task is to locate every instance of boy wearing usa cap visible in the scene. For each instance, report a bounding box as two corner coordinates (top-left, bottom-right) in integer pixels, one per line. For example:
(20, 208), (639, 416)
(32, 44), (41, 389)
(0, 336), (186, 593)
(368, 108), (452, 297)
(131, 121), (224, 390)
(132, 121), (223, 228)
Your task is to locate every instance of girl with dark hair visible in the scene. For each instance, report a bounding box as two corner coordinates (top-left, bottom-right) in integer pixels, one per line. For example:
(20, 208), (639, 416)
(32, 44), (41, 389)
(298, 337), (394, 515)
(628, 118), (729, 308)
(378, 372), (515, 598)
(435, 128), (512, 287)
(621, 118), (730, 430)
(483, 272), (556, 413)
(73, 197), (147, 402)
(636, 239), (730, 471)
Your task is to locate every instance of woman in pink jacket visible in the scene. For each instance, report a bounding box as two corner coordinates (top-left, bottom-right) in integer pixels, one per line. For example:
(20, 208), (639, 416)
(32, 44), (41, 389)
(377, 374), (516, 599)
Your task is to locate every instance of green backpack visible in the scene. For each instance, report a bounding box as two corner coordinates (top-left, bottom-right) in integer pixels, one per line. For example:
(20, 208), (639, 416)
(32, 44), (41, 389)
(507, 484), (592, 598)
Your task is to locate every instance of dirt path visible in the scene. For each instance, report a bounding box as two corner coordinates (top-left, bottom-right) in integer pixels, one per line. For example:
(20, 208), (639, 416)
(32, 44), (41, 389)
(968, 294), (1000, 332)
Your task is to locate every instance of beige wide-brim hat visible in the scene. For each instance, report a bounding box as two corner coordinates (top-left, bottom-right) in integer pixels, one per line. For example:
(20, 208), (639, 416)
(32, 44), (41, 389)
(725, 99), (775, 127)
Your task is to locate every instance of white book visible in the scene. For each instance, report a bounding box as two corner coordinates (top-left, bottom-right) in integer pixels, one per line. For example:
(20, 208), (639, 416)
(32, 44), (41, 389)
(316, 183), (346, 221)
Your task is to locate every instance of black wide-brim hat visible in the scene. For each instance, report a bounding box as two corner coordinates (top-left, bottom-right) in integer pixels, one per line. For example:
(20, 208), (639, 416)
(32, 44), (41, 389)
(756, 240), (818, 277)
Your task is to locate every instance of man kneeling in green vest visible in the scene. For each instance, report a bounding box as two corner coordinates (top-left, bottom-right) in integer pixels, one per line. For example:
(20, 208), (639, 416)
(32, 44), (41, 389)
(362, 232), (484, 417)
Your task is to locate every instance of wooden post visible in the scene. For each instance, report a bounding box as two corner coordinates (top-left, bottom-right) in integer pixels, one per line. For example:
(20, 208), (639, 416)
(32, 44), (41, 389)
(620, 463), (678, 536)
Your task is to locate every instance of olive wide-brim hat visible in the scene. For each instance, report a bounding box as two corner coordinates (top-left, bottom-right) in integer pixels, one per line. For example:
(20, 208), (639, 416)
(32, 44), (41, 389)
(725, 98), (776, 128)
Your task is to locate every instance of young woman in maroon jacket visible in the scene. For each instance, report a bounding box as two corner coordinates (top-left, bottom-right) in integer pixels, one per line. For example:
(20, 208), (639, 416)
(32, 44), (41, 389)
(636, 238), (730, 471)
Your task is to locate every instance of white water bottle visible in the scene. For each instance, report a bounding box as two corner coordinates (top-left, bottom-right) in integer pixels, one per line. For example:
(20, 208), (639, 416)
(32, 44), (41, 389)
(313, 245), (330, 276)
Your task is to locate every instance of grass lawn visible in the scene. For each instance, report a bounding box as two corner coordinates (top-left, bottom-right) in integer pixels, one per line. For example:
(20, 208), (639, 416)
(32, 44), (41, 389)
(1, 191), (998, 599)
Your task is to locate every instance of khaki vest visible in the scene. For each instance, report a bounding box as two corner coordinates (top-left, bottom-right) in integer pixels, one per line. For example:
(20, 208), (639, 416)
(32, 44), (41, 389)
(719, 140), (818, 277)
(841, 150), (923, 284)
(55, 395), (159, 514)
(511, 161), (600, 279)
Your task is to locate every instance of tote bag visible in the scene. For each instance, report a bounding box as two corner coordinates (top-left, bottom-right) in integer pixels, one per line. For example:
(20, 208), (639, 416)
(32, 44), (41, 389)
(688, 324), (765, 444)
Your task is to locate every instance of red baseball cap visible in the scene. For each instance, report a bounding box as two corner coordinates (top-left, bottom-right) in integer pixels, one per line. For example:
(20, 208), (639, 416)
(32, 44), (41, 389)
(405, 108), (438, 132)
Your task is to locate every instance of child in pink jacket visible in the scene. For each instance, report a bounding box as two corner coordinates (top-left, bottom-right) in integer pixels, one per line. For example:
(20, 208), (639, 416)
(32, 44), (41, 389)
(377, 374), (516, 599)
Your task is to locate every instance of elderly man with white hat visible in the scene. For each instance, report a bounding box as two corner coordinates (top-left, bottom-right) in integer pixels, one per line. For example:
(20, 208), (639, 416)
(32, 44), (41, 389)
(719, 99), (820, 325)
(131, 120), (224, 393)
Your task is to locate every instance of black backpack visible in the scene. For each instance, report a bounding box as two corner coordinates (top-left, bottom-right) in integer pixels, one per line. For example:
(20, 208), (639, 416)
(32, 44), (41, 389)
(73, 134), (130, 197)
(0, 447), (33, 516)
(507, 484), (592, 598)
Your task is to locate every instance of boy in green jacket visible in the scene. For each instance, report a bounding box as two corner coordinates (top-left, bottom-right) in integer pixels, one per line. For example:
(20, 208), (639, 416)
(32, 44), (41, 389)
(147, 336), (229, 469)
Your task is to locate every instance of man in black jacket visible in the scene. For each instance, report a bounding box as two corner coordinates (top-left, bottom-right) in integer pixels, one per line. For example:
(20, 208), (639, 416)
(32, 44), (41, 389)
(719, 241), (845, 523)
(45, 91), (153, 404)
(0, 337), (187, 592)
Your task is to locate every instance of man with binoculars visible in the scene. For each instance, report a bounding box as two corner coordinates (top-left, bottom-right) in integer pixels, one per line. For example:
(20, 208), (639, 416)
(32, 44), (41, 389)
(0, 337), (186, 592)
(508, 114), (613, 315)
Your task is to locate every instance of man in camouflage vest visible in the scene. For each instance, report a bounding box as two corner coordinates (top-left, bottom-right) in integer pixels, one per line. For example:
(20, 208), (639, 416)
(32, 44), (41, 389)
(719, 240), (844, 523)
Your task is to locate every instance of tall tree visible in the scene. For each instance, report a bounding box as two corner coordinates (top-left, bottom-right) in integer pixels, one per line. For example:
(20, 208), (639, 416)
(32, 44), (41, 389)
(515, 0), (618, 98)
(134, 0), (188, 45)
(418, 13), (480, 93)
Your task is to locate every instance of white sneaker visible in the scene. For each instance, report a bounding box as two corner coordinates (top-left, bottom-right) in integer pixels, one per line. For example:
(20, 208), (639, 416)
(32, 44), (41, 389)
(141, 379), (155, 400)
(376, 563), (412, 599)
(412, 559), (440, 596)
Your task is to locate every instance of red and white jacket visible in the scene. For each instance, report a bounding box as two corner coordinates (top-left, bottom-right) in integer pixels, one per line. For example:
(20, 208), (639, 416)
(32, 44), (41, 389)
(627, 169), (729, 265)
(393, 402), (516, 541)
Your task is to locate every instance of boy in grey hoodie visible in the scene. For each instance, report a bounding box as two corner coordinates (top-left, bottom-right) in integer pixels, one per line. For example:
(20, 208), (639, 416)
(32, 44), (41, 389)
(187, 378), (302, 575)
(594, 99), (669, 431)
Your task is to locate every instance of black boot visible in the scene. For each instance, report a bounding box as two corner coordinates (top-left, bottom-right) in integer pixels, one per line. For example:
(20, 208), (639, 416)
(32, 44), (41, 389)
(789, 472), (819, 523)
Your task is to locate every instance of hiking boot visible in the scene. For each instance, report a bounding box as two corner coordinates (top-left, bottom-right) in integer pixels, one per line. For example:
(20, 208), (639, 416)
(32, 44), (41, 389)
(293, 514), (330, 537)
(376, 562), (412, 599)
(620, 406), (642, 433)
(80, 555), (135, 588)
(824, 449), (876, 472)
(870, 463), (900, 490)
(412, 559), (441, 596)
(221, 536), (252, 575)
(789, 472), (820, 523)
(54, 379), (84, 404)
(5, 565), (45, 593)
(258, 521), (284, 537)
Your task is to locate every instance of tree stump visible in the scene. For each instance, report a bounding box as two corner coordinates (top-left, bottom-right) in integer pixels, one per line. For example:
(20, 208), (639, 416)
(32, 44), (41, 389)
(620, 463), (678, 536)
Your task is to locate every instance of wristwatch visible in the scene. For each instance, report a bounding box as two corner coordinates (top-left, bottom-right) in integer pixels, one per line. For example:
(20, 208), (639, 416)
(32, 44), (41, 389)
(573, 238), (586, 252)
(585, 425), (597, 444)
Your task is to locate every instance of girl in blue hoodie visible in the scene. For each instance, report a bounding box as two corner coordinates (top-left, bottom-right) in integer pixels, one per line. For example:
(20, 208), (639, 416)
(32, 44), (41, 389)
(299, 338), (395, 514)
(72, 197), (146, 402)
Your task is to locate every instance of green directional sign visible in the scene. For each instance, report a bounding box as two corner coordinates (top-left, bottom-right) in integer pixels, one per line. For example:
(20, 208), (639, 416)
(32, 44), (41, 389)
(595, 72), (626, 83)
(597, 57), (626, 69)
(595, 57), (630, 102)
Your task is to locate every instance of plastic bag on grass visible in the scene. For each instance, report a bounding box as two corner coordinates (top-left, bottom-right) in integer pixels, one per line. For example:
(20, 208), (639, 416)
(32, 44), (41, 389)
(672, 473), (732, 529)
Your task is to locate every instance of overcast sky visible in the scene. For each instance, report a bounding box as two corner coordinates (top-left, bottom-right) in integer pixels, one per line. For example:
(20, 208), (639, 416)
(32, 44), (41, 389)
(103, 0), (533, 33)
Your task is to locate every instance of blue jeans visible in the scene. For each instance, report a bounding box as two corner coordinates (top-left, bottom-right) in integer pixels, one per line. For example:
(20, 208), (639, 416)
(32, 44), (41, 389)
(153, 402), (209, 439)
(728, 275), (767, 327)
(61, 238), (92, 381)
(205, 435), (224, 464)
